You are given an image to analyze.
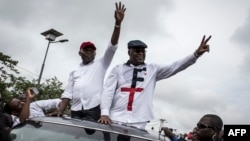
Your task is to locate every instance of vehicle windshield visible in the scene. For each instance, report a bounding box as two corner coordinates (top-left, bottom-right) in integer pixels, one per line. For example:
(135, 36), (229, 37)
(10, 121), (156, 141)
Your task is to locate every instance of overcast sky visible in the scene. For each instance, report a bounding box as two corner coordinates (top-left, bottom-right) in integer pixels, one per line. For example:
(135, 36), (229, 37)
(1, 0), (250, 133)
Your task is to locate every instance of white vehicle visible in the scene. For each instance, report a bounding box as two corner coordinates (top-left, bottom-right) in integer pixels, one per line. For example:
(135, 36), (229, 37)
(10, 117), (170, 141)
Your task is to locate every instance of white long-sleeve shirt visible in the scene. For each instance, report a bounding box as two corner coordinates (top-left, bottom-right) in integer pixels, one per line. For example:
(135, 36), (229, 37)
(29, 98), (61, 118)
(61, 42), (117, 111)
(101, 54), (197, 123)
(12, 98), (61, 127)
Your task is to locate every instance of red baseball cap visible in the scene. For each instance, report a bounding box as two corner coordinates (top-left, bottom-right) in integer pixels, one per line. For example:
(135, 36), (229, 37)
(80, 41), (96, 50)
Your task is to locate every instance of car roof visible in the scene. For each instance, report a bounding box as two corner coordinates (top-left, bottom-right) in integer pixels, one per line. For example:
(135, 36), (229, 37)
(25, 116), (161, 141)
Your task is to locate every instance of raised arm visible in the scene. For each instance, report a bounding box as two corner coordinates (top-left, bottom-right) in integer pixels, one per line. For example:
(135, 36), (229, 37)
(19, 87), (35, 123)
(161, 127), (178, 141)
(111, 2), (126, 45)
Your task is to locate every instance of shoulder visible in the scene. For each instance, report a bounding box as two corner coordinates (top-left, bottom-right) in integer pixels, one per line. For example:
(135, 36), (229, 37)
(68, 63), (83, 75)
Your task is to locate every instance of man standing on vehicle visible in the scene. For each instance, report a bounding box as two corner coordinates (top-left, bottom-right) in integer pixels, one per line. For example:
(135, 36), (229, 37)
(98, 35), (212, 129)
(58, 2), (126, 121)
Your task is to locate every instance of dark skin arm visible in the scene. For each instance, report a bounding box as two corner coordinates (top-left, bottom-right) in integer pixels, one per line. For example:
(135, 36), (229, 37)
(111, 1), (126, 45)
(19, 87), (35, 123)
(57, 98), (69, 117)
(98, 2), (126, 125)
(161, 127), (177, 140)
(46, 101), (62, 117)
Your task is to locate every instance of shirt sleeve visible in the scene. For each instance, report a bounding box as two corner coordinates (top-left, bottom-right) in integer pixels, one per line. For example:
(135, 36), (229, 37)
(156, 54), (197, 81)
(100, 65), (119, 116)
(29, 99), (61, 118)
(101, 41), (118, 68)
(61, 71), (74, 99)
(171, 135), (178, 141)
(11, 115), (20, 127)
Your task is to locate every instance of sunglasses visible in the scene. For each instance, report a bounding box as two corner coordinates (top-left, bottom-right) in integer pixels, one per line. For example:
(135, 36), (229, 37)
(197, 123), (217, 130)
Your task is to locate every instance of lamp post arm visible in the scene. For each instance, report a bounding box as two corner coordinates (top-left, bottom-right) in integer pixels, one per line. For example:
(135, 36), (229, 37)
(51, 39), (68, 43)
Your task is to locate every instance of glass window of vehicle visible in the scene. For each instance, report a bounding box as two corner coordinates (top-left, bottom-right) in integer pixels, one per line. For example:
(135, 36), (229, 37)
(10, 121), (158, 141)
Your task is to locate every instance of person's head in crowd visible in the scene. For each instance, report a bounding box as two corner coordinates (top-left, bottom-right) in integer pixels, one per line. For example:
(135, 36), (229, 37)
(0, 112), (12, 141)
(79, 41), (96, 64)
(219, 129), (224, 141)
(127, 40), (147, 66)
(4, 98), (25, 117)
(192, 114), (223, 141)
(0, 92), (2, 112)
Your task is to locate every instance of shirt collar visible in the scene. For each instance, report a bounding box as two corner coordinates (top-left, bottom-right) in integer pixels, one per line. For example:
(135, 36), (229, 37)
(124, 60), (146, 67)
(80, 61), (94, 66)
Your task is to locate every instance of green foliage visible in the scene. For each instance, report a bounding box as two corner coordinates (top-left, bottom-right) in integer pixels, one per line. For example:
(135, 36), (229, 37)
(0, 52), (64, 109)
(35, 77), (63, 101)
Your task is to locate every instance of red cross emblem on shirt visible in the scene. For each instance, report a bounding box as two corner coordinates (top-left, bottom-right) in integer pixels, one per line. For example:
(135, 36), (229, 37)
(121, 87), (144, 111)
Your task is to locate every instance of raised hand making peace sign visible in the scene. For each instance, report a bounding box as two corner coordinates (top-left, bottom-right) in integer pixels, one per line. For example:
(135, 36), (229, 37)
(195, 35), (212, 57)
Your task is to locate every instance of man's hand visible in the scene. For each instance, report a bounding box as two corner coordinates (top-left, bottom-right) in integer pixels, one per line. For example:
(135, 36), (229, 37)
(98, 115), (112, 124)
(56, 109), (64, 117)
(26, 87), (35, 100)
(56, 98), (69, 117)
(161, 127), (176, 139)
(114, 2), (126, 25)
(46, 111), (58, 117)
(195, 35), (212, 57)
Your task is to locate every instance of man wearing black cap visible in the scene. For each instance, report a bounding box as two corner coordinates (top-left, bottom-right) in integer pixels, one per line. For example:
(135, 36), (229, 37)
(58, 2), (126, 121)
(99, 35), (211, 129)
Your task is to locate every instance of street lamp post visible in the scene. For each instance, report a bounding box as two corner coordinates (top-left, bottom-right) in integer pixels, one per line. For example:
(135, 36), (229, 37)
(37, 29), (68, 86)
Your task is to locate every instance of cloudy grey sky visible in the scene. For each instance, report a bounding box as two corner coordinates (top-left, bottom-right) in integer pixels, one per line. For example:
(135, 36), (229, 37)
(1, 0), (250, 133)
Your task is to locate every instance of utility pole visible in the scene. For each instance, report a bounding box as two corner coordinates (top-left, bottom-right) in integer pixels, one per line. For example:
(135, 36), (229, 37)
(159, 118), (166, 133)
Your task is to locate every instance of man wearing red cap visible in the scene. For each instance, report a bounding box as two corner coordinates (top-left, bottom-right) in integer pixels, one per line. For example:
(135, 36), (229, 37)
(58, 2), (126, 121)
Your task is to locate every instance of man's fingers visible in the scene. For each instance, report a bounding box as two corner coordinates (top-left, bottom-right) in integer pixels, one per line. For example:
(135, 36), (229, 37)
(104, 120), (109, 124)
(115, 2), (118, 10)
(122, 4), (125, 11)
(200, 35), (212, 45)
(98, 117), (112, 124)
(204, 35), (212, 44)
(118, 1), (121, 10)
(200, 35), (205, 45)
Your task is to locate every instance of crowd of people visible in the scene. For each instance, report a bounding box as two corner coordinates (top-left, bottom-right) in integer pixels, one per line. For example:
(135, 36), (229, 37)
(0, 2), (224, 141)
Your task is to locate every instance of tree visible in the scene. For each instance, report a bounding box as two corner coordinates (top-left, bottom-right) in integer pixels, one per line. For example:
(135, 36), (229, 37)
(0, 52), (64, 108)
(34, 77), (63, 101)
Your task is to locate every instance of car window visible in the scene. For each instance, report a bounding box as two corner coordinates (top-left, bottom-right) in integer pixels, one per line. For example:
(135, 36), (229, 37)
(10, 121), (156, 141)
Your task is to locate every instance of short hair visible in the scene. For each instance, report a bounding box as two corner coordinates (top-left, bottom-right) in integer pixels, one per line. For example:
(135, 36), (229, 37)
(202, 114), (223, 131)
(0, 112), (12, 141)
(3, 99), (14, 115)
(2, 113), (13, 128)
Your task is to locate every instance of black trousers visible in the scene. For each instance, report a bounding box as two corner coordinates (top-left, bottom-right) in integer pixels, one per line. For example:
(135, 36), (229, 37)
(71, 105), (130, 140)
(71, 105), (101, 121)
